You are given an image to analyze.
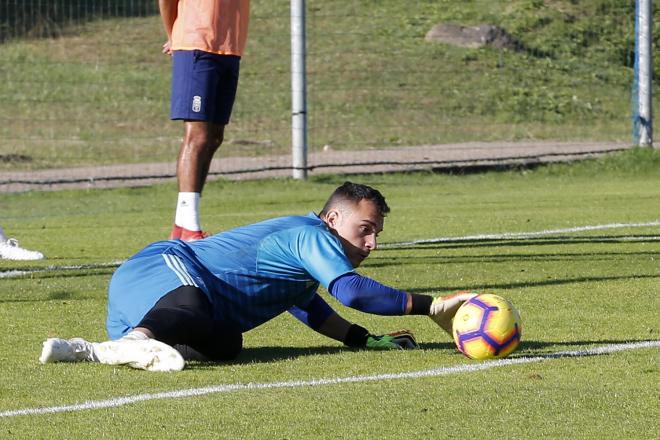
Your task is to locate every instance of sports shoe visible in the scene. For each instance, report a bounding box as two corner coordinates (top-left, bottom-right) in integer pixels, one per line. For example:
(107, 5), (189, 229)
(93, 338), (185, 372)
(169, 225), (209, 242)
(39, 337), (96, 364)
(0, 237), (44, 260)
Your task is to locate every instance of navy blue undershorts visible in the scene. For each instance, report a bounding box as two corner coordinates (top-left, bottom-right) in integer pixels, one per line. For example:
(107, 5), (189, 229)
(170, 50), (241, 125)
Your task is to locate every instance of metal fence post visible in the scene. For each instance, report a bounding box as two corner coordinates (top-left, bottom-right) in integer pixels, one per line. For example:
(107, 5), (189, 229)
(291, 0), (308, 178)
(637, 0), (654, 147)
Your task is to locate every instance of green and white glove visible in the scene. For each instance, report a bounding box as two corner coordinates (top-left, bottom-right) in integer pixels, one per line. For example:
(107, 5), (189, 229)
(366, 330), (419, 350)
(429, 291), (478, 336)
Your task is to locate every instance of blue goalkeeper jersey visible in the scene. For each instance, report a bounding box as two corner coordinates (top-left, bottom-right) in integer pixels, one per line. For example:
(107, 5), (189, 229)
(106, 213), (355, 339)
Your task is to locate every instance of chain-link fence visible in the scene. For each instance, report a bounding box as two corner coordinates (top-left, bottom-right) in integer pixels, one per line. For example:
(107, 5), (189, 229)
(0, 0), (656, 182)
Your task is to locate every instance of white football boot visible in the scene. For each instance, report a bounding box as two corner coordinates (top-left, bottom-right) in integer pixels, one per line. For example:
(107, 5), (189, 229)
(92, 338), (185, 372)
(39, 338), (96, 364)
(0, 237), (44, 260)
(40, 336), (184, 372)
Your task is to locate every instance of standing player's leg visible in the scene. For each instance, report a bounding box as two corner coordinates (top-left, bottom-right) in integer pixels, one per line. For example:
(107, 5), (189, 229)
(171, 121), (224, 241)
(178, 122), (225, 194)
(168, 51), (241, 241)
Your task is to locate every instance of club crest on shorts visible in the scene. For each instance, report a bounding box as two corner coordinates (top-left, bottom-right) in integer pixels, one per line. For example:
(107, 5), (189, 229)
(192, 96), (202, 113)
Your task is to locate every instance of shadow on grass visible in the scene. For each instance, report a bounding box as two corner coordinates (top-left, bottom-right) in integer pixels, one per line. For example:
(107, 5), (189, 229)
(184, 345), (347, 369)
(365, 250), (660, 268)
(402, 273), (660, 293)
(379, 234), (660, 252)
(0, 289), (104, 303)
(401, 339), (654, 353)
(0, 268), (116, 283)
(183, 338), (657, 370)
(516, 339), (641, 351)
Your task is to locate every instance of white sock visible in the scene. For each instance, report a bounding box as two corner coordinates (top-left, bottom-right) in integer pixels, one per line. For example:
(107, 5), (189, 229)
(121, 330), (150, 341)
(174, 192), (201, 231)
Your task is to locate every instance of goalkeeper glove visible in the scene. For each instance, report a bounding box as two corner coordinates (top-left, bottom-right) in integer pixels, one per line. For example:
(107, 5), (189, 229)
(366, 329), (419, 350)
(429, 291), (478, 336)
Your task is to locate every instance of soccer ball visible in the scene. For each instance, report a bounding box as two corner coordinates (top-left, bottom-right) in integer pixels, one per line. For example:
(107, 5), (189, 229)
(452, 293), (522, 360)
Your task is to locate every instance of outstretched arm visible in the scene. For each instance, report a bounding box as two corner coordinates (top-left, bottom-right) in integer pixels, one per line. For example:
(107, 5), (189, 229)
(329, 273), (478, 337)
(328, 273), (435, 315)
(316, 311), (353, 342)
(289, 293), (417, 349)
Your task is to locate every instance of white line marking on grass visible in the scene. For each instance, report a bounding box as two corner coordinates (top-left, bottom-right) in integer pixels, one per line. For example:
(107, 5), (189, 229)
(0, 261), (124, 279)
(381, 220), (660, 248)
(1, 340), (657, 419)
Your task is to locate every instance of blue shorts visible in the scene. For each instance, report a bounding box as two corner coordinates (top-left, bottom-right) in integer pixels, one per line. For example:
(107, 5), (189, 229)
(170, 50), (241, 125)
(106, 249), (204, 340)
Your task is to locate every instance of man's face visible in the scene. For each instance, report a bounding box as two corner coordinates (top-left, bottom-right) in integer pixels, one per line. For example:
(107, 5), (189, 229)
(323, 199), (384, 268)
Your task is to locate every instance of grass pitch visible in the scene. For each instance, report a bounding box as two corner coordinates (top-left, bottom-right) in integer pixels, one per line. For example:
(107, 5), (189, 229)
(2, 0), (656, 170)
(1, 150), (659, 438)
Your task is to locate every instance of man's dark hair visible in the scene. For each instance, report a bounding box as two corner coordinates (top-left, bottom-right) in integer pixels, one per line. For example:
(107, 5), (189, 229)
(319, 182), (390, 217)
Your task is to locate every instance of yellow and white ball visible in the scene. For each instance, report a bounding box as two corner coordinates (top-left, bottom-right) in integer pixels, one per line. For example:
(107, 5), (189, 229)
(452, 293), (522, 360)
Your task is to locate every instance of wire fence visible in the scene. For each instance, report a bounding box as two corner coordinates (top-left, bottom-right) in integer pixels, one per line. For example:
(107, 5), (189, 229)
(0, 0), (157, 41)
(0, 0), (656, 181)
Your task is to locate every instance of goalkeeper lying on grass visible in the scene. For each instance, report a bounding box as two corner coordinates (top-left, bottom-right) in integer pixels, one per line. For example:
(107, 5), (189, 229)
(40, 182), (475, 372)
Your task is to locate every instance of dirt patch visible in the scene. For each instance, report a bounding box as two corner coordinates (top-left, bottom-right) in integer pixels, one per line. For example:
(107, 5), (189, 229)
(425, 23), (523, 51)
(0, 154), (32, 164)
(0, 141), (632, 193)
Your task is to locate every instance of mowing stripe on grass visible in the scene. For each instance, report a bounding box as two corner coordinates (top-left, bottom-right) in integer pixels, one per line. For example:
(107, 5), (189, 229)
(381, 220), (660, 248)
(1, 220), (659, 279)
(1, 340), (657, 418)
